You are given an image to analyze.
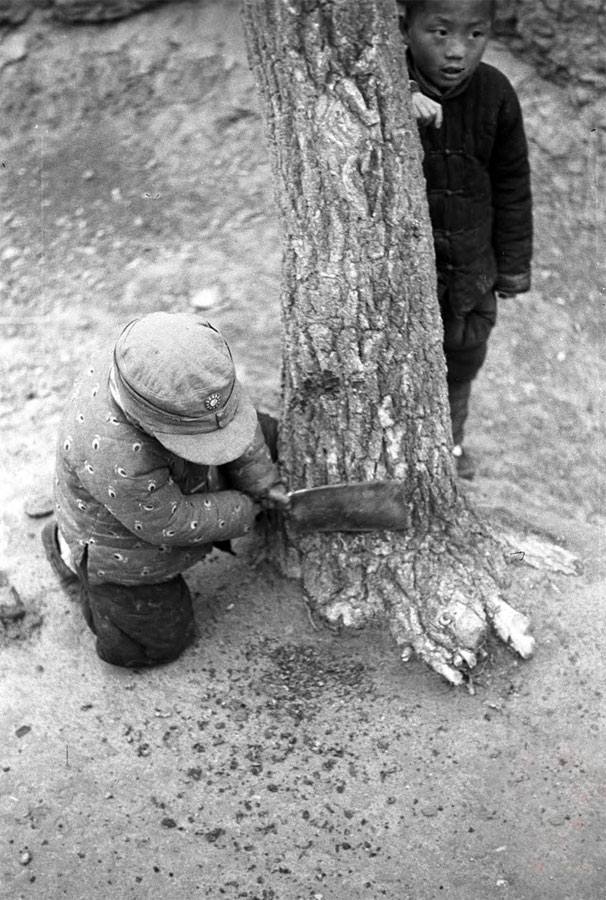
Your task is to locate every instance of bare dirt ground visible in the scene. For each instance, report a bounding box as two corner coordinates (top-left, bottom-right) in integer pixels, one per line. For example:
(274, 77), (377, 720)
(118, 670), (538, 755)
(1, 3), (605, 898)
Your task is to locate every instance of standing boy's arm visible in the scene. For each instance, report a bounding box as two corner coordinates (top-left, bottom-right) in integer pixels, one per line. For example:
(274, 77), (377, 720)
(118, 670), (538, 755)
(489, 86), (533, 296)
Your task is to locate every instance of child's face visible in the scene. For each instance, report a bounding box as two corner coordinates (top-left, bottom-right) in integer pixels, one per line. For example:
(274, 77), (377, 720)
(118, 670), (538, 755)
(403, 0), (492, 91)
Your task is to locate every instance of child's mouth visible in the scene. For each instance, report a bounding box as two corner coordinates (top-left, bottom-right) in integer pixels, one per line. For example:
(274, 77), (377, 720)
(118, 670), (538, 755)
(441, 67), (464, 79)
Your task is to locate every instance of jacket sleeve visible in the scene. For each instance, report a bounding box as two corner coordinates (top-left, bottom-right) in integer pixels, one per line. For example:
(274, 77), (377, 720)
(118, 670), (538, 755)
(74, 446), (258, 547)
(490, 83), (533, 294)
(220, 421), (282, 498)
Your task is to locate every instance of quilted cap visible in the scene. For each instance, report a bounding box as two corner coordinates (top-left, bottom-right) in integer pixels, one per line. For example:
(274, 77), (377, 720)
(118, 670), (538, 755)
(110, 312), (257, 465)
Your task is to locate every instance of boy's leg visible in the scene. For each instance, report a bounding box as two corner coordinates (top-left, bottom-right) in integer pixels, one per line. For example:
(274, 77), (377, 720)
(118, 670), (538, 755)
(447, 379), (472, 447)
(447, 382), (475, 479)
(442, 289), (497, 475)
(82, 575), (196, 668)
(42, 522), (100, 638)
(43, 525), (195, 666)
(41, 520), (80, 589)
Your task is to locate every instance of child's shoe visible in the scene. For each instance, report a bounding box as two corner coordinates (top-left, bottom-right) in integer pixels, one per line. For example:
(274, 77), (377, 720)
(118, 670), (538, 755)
(452, 444), (475, 480)
(41, 520), (79, 588)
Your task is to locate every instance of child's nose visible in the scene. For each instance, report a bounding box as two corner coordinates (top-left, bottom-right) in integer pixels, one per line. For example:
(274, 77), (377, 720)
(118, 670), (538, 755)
(444, 38), (465, 59)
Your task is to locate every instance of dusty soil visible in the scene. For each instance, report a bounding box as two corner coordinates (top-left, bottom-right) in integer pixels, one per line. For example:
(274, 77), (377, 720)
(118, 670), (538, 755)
(1, 3), (605, 898)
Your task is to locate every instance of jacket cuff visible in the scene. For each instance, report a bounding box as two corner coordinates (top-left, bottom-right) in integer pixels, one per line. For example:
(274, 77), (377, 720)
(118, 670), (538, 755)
(495, 272), (531, 295)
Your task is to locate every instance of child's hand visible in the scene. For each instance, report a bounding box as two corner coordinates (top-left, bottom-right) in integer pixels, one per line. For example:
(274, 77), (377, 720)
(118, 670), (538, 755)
(412, 92), (443, 129)
(260, 483), (291, 510)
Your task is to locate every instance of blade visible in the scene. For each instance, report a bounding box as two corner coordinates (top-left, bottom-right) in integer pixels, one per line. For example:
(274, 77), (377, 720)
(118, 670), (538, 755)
(287, 481), (410, 533)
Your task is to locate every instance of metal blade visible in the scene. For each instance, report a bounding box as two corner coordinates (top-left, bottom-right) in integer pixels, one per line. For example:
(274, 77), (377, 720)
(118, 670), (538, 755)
(286, 481), (410, 532)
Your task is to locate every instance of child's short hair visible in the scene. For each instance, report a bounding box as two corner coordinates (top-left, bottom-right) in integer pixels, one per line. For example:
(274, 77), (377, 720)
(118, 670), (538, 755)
(397, 0), (496, 24)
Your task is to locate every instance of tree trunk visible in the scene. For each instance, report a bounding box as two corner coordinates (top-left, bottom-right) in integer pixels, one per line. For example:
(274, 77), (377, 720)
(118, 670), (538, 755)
(242, 0), (535, 686)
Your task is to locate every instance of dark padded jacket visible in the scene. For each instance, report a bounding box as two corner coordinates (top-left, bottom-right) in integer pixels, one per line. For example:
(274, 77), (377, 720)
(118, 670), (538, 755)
(411, 59), (533, 314)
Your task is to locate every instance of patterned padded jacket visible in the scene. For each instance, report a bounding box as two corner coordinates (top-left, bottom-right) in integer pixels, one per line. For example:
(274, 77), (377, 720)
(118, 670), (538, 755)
(54, 351), (280, 585)
(410, 57), (533, 313)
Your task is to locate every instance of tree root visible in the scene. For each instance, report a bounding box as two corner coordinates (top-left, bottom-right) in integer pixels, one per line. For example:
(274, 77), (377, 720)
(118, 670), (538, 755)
(294, 514), (540, 688)
(499, 530), (582, 576)
(396, 583), (535, 688)
(484, 593), (535, 659)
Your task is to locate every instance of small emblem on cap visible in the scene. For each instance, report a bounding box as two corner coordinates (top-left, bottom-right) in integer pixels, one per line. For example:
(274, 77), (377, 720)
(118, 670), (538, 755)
(205, 392), (222, 410)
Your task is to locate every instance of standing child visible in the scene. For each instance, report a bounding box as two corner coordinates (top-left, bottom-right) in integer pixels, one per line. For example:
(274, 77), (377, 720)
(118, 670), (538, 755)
(398, 0), (532, 478)
(42, 312), (288, 668)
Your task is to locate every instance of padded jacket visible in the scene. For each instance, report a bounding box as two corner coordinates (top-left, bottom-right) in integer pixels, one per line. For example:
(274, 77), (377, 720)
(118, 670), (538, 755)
(54, 351), (280, 585)
(411, 58), (533, 313)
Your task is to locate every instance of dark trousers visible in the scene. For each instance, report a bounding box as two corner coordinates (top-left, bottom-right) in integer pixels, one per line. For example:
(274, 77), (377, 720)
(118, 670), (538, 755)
(43, 523), (196, 668)
(77, 548), (195, 668)
(441, 288), (497, 445)
(80, 576), (195, 668)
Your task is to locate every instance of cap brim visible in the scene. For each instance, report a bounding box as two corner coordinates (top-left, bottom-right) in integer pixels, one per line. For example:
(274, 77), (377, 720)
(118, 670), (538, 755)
(152, 385), (259, 466)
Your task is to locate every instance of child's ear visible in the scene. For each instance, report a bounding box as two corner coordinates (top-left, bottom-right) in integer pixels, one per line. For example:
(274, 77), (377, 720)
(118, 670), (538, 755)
(395, 3), (409, 41)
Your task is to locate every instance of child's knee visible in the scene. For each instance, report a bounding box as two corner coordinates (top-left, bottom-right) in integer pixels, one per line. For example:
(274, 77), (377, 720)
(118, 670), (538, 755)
(94, 617), (152, 668)
(85, 578), (195, 668)
(93, 612), (194, 668)
(442, 290), (497, 352)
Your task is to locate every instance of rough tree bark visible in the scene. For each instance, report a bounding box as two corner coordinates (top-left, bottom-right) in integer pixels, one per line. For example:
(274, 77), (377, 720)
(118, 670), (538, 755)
(242, 0), (535, 686)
